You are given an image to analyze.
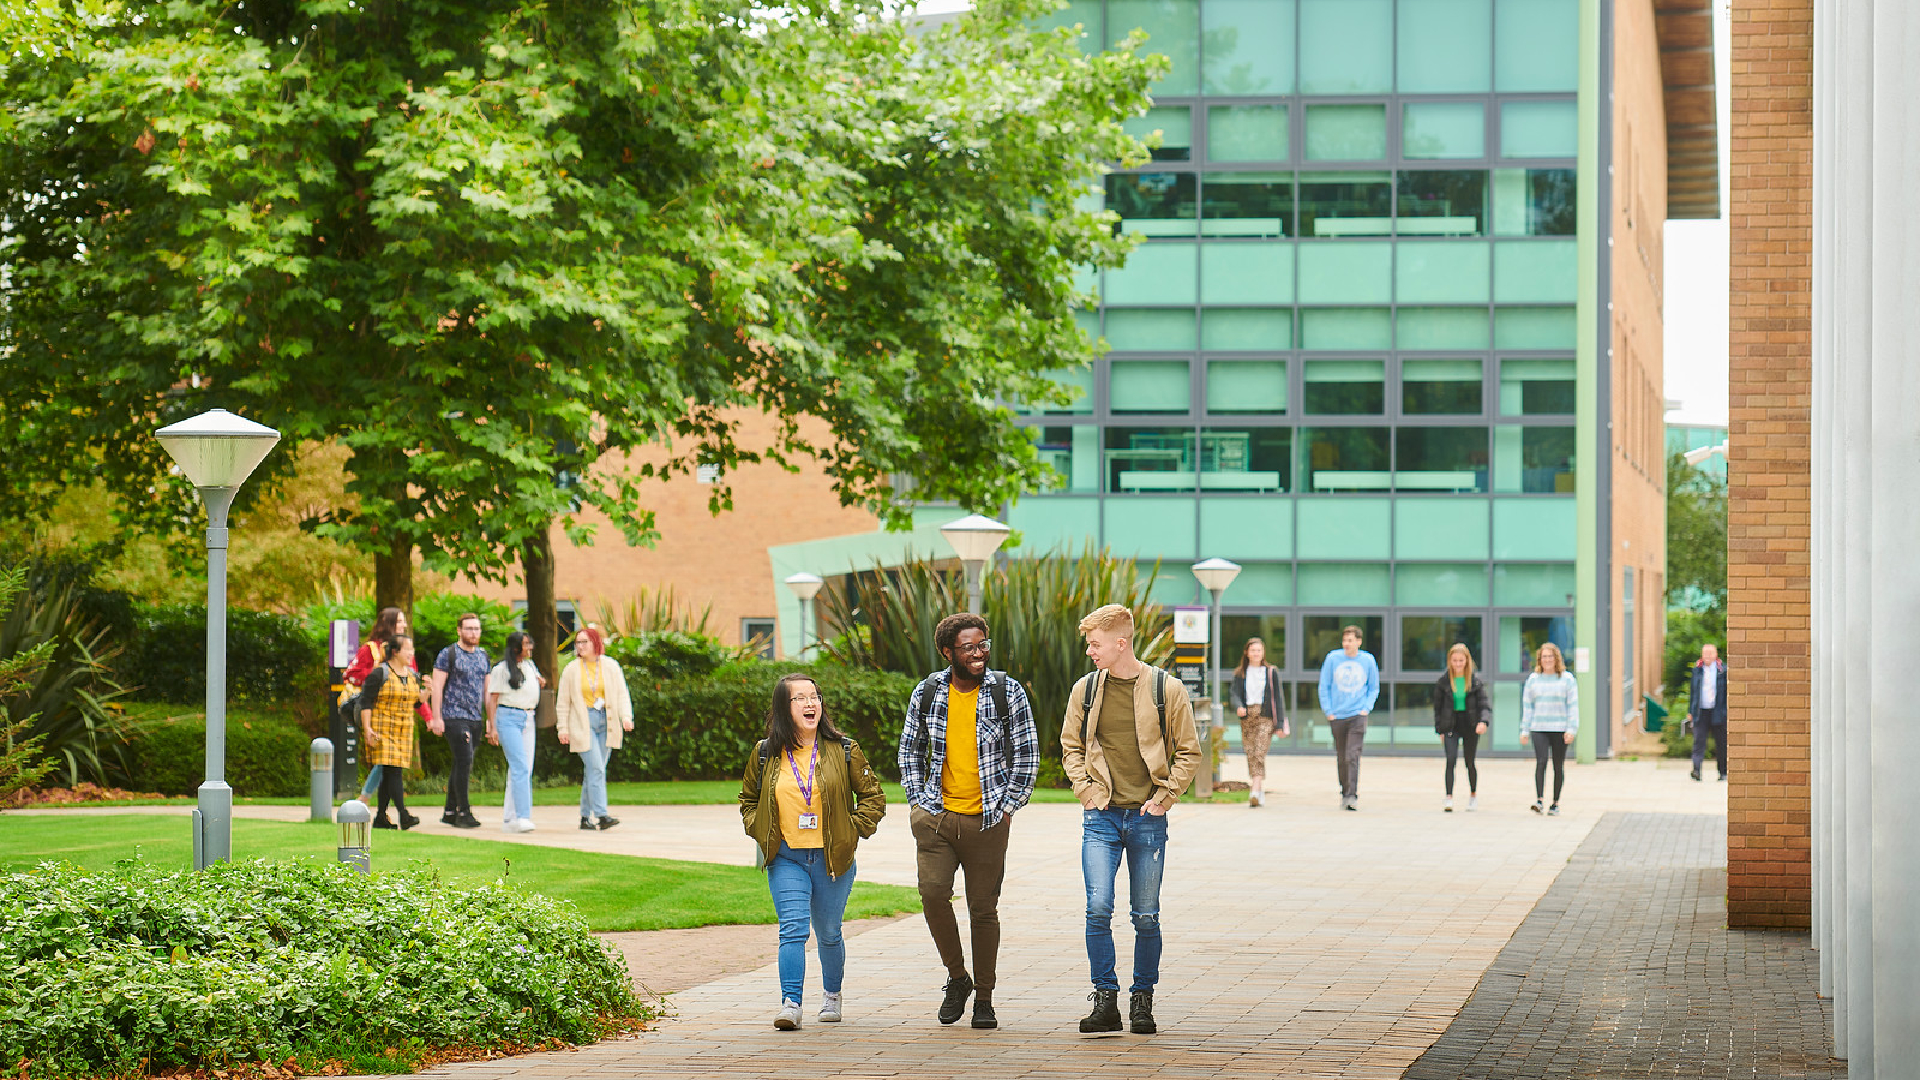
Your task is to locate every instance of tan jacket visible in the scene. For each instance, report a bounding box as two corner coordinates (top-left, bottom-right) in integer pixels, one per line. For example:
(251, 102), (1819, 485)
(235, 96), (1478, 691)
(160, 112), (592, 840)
(739, 737), (886, 879)
(1060, 665), (1201, 811)
(555, 656), (634, 752)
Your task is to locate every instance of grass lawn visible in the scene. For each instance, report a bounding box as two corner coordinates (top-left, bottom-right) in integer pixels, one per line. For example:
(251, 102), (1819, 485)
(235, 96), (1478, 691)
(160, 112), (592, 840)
(0, 814), (920, 932)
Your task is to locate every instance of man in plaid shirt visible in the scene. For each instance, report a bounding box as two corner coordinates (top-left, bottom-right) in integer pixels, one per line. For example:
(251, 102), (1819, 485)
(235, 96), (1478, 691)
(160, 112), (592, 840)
(898, 613), (1039, 1031)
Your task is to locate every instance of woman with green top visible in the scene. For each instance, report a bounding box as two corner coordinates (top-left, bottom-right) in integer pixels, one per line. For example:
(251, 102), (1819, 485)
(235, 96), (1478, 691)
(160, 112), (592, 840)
(739, 674), (886, 1030)
(1520, 641), (1579, 815)
(1430, 643), (1490, 812)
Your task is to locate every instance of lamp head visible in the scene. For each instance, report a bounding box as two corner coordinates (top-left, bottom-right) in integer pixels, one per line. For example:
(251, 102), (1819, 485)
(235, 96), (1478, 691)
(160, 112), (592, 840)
(1190, 557), (1243, 595)
(155, 409), (281, 490)
(783, 572), (824, 602)
(939, 514), (1011, 564)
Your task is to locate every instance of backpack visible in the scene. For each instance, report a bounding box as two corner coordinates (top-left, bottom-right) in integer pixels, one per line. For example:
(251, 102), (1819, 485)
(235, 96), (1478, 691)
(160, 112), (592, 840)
(1077, 667), (1169, 747)
(757, 737), (858, 802)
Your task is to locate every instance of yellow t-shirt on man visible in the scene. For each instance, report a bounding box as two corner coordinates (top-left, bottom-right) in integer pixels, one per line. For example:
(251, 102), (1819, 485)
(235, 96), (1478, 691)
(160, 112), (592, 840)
(941, 685), (985, 814)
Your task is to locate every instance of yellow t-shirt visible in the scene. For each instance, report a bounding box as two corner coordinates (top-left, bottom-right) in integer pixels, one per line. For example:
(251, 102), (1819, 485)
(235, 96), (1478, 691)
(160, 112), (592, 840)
(941, 686), (985, 815)
(774, 746), (826, 849)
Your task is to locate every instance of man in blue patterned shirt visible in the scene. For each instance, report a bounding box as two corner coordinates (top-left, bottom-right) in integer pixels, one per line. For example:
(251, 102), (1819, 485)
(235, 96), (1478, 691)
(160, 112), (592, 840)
(898, 613), (1039, 1031)
(430, 613), (492, 830)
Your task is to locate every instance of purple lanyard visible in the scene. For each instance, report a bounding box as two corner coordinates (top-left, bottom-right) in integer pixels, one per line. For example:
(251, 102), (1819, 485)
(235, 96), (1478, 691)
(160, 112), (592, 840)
(785, 743), (818, 808)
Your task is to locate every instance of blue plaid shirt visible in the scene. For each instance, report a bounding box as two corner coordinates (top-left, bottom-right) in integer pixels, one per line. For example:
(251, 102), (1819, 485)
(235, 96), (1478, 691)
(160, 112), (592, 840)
(898, 668), (1040, 828)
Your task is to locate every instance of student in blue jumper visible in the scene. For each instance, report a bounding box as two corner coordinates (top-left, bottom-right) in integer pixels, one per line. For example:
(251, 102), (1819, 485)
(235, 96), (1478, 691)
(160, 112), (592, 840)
(1317, 625), (1381, 811)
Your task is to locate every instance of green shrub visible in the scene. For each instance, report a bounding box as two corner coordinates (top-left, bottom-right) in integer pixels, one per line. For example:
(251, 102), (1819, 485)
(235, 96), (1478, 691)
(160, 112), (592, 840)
(0, 564), (129, 786)
(301, 593), (515, 666)
(604, 629), (736, 681)
(0, 859), (648, 1076)
(120, 709), (311, 797)
(118, 604), (318, 704)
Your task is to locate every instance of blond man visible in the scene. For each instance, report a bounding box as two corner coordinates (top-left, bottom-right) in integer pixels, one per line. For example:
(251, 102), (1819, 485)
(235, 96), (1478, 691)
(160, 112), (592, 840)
(1061, 603), (1200, 1035)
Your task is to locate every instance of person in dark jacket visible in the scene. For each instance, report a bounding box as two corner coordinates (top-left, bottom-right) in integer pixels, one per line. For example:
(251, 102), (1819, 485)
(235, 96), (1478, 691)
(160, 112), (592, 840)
(1229, 637), (1289, 808)
(1430, 643), (1491, 812)
(1687, 644), (1729, 781)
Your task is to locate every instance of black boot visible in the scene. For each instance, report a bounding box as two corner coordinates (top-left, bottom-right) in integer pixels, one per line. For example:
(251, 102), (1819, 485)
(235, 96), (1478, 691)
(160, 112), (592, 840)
(372, 813), (398, 830)
(971, 989), (997, 1030)
(1129, 990), (1157, 1034)
(1079, 988), (1122, 1033)
(937, 972), (973, 1025)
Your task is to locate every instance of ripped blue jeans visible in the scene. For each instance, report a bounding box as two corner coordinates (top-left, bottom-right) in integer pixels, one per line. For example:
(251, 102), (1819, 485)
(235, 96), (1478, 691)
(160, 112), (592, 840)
(1081, 807), (1168, 992)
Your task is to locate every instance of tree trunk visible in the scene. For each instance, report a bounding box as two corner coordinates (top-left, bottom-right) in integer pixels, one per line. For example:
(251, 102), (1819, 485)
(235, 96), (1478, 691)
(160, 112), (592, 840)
(374, 533), (414, 629)
(523, 527), (560, 728)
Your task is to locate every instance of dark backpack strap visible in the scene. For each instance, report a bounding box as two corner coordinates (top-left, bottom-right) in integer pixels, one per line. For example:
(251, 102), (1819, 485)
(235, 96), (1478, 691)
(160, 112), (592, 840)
(1078, 670), (1101, 740)
(991, 674), (1011, 744)
(756, 739), (770, 772)
(1153, 668), (1167, 746)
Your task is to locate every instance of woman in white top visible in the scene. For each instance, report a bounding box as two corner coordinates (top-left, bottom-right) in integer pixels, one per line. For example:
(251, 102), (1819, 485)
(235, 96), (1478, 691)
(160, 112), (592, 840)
(1228, 637), (1288, 808)
(1519, 641), (1579, 816)
(486, 630), (546, 833)
(557, 626), (633, 831)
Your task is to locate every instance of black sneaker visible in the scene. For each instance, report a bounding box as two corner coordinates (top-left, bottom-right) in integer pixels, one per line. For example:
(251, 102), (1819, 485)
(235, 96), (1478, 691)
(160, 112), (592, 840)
(580, 817), (596, 831)
(1129, 990), (1157, 1034)
(398, 812), (420, 830)
(597, 815), (620, 830)
(1078, 989), (1122, 1033)
(373, 815), (398, 830)
(1691, 769), (1702, 781)
(971, 991), (997, 1030)
(937, 973), (973, 1025)
(453, 814), (483, 829)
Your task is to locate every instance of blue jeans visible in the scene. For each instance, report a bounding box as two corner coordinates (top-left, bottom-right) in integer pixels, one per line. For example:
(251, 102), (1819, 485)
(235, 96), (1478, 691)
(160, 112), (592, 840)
(495, 706), (534, 822)
(360, 764), (382, 799)
(768, 841), (856, 1004)
(1082, 807), (1168, 992)
(578, 708), (609, 819)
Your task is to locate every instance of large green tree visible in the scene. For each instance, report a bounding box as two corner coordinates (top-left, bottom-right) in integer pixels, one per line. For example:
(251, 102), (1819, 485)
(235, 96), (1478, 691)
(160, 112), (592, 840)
(1, 0), (1156, 677)
(1665, 450), (1727, 612)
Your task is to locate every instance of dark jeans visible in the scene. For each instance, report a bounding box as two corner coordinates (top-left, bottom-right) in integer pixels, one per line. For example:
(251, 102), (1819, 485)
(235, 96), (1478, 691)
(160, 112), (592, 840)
(377, 765), (410, 819)
(442, 718), (480, 817)
(1330, 715), (1368, 799)
(911, 808), (1012, 990)
(1443, 731), (1480, 796)
(1081, 808), (1167, 992)
(1531, 731), (1569, 802)
(1692, 718), (1728, 777)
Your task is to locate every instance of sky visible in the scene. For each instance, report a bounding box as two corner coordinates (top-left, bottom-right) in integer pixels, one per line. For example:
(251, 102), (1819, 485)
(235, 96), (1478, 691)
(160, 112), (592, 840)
(910, 0), (1733, 427)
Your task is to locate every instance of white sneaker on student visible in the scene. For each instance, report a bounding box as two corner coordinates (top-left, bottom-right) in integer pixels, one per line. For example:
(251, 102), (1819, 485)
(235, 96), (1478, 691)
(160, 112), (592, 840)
(818, 991), (843, 1023)
(1443, 796), (1454, 812)
(506, 818), (536, 833)
(775, 999), (803, 1030)
(1467, 796), (1478, 811)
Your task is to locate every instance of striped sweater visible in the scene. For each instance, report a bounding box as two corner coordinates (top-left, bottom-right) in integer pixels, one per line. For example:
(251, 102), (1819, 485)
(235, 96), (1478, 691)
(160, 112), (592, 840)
(1520, 672), (1580, 735)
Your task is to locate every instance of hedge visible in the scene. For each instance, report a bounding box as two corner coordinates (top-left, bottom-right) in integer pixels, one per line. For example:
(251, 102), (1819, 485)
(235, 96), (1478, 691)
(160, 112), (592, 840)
(121, 710), (311, 797)
(117, 605), (320, 705)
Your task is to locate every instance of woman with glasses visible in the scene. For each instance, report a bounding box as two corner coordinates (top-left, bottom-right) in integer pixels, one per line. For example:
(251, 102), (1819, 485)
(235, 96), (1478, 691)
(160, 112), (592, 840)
(556, 626), (633, 831)
(740, 674), (887, 1030)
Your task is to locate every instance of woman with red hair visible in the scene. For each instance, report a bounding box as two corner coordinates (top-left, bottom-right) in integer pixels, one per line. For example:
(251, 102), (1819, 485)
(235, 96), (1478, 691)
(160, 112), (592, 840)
(557, 625), (633, 830)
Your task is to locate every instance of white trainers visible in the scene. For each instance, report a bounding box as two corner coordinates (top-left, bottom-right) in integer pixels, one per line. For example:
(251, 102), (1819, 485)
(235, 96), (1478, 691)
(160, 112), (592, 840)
(1467, 796), (1478, 812)
(504, 818), (536, 833)
(818, 991), (843, 1023)
(1443, 796), (1454, 812)
(775, 999), (803, 1030)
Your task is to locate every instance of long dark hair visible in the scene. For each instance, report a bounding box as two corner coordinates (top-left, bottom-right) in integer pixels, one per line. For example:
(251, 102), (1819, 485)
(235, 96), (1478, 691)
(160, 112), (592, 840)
(370, 606), (405, 645)
(1233, 637), (1268, 679)
(503, 631), (531, 690)
(761, 673), (845, 756)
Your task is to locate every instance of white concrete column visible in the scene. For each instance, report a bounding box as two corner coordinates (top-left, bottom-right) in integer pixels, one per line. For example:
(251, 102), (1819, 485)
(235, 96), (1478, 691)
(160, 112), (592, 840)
(1809, 0), (1836, 1005)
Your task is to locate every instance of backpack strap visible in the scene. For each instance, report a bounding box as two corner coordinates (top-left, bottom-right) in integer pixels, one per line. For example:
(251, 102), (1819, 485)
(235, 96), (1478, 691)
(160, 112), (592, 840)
(1153, 667), (1167, 747)
(760, 737), (857, 797)
(991, 673), (1012, 744)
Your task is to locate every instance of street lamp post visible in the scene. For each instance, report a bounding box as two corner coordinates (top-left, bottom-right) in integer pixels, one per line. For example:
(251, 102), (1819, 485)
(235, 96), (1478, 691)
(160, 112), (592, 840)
(939, 514), (1011, 614)
(156, 409), (280, 870)
(783, 572), (824, 659)
(1191, 558), (1242, 797)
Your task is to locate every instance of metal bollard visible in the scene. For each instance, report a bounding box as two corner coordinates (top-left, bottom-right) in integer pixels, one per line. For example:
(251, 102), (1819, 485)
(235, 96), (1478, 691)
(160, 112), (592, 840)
(336, 798), (371, 873)
(309, 738), (334, 823)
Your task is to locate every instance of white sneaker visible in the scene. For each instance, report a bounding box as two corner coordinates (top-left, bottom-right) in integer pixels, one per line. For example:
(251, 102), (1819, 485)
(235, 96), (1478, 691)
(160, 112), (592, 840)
(818, 991), (843, 1023)
(1443, 796), (1454, 812)
(504, 818), (536, 833)
(1467, 796), (1478, 812)
(775, 999), (803, 1030)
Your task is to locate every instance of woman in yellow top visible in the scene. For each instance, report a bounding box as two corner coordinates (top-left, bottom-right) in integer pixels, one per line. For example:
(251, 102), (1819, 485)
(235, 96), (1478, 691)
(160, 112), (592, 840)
(359, 635), (428, 830)
(739, 674), (885, 1031)
(556, 627), (633, 831)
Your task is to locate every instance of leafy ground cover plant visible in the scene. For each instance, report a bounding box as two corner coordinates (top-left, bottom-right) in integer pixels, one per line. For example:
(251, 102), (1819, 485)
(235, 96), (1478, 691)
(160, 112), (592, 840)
(0, 858), (652, 1077)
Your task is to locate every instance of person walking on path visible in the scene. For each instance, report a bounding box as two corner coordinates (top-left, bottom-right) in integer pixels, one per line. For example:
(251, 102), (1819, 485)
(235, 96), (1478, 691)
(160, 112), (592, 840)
(1687, 644), (1728, 782)
(341, 607), (423, 805)
(486, 630), (545, 834)
(430, 613), (491, 829)
(898, 613), (1039, 1031)
(557, 626), (632, 831)
(739, 674), (886, 1030)
(1062, 603), (1201, 1036)
(1520, 642), (1578, 815)
(1317, 625), (1381, 811)
(1430, 643), (1490, 812)
(1229, 637), (1288, 808)
(360, 635), (427, 830)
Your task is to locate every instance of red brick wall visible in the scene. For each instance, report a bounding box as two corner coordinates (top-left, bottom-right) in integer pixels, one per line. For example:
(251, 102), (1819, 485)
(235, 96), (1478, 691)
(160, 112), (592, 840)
(1725, 0), (1812, 929)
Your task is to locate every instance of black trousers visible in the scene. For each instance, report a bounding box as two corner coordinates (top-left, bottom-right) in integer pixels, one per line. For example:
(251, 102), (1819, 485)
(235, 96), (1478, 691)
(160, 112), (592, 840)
(1531, 731), (1569, 802)
(442, 718), (481, 817)
(1691, 718), (1728, 778)
(1443, 731), (1480, 796)
(378, 765), (410, 819)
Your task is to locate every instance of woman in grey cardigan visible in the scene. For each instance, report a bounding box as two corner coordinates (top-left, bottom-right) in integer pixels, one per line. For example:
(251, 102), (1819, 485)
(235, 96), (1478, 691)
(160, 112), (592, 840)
(1230, 638), (1288, 808)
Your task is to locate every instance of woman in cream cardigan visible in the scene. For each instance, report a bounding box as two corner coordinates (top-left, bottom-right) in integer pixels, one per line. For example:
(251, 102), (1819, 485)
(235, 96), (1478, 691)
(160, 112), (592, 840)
(556, 626), (633, 831)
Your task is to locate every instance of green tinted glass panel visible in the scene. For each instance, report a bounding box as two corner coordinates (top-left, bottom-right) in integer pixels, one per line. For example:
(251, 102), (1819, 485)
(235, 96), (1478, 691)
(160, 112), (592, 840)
(1208, 360), (1288, 412)
(1304, 360), (1385, 415)
(1493, 240), (1578, 302)
(1298, 243), (1392, 303)
(1395, 242), (1490, 303)
(1110, 360), (1192, 413)
(1123, 107), (1194, 162)
(1501, 101), (1578, 158)
(1013, 367), (1094, 415)
(1491, 499), (1576, 559)
(1107, 173), (1198, 235)
(1208, 105), (1289, 162)
(1492, 168), (1577, 235)
(1300, 0), (1392, 93)
(1200, 498), (1294, 557)
(1297, 562), (1391, 605)
(1396, 427), (1489, 492)
(1202, 309), (1292, 351)
(1223, 562), (1293, 605)
(1299, 172), (1392, 236)
(1398, 308), (1491, 351)
(1202, 0), (1296, 95)
(1493, 563), (1577, 607)
(1300, 308), (1392, 350)
(1074, 307), (1100, 338)
(1032, 427), (1102, 492)
(1402, 358), (1484, 414)
(1199, 427), (1291, 491)
(1103, 495), (1199, 557)
(1008, 495), (1099, 548)
(1111, 0), (1200, 95)
(1105, 242), (1198, 304)
(1107, 429), (1197, 492)
(1398, 172), (1488, 237)
(1495, 0), (1579, 92)
(1500, 358), (1576, 415)
(1036, 0), (1103, 41)
(1493, 306), (1576, 349)
(1305, 104), (1388, 161)
(1519, 426), (1575, 492)
(1403, 102), (1486, 159)
(1105, 309), (1198, 351)
(1402, 616), (1483, 671)
(1298, 428), (1391, 492)
(1201, 241), (1295, 302)
(1140, 560), (1203, 606)
(1398, 0), (1492, 92)
(1394, 498), (1490, 559)
(1201, 173), (1294, 238)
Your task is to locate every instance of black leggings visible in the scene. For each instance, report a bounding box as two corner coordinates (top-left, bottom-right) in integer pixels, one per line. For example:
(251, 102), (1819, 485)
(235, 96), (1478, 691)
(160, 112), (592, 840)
(1531, 731), (1568, 803)
(1443, 732), (1480, 795)
(378, 766), (410, 819)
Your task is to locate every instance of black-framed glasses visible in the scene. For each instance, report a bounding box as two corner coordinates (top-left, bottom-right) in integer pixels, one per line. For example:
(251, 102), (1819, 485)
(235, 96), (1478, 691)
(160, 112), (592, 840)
(954, 640), (992, 655)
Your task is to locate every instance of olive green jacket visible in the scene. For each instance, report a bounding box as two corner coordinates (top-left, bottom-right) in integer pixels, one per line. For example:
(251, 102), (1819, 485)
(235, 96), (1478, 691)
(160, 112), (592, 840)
(739, 736), (886, 879)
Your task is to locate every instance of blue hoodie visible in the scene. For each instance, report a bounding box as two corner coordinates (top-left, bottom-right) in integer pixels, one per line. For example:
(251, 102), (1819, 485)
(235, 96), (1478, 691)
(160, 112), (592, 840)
(1318, 649), (1381, 719)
